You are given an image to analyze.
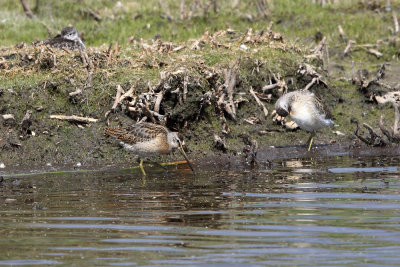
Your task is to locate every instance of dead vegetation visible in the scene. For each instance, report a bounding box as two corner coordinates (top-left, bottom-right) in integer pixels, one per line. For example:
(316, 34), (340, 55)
(1, 24), (331, 163)
(353, 103), (400, 146)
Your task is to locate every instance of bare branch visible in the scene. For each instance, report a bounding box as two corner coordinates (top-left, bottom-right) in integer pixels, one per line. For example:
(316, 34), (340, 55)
(20, 0), (35, 19)
(50, 115), (98, 124)
(249, 87), (268, 117)
(393, 11), (399, 35)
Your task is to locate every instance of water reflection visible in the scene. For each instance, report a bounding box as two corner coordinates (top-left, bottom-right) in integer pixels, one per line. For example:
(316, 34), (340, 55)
(0, 156), (400, 265)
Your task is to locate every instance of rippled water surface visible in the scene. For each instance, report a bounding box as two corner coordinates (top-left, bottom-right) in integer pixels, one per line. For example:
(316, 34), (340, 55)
(1, 155), (400, 266)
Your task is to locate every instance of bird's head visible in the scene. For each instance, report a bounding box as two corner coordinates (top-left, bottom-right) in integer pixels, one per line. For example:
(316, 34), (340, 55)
(61, 27), (80, 41)
(168, 132), (184, 149)
(275, 95), (290, 117)
(168, 132), (194, 173)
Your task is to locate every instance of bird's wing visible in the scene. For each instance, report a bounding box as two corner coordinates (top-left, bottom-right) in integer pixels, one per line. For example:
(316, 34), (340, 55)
(105, 123), (167, 144)
(313, 94), (333, 119)
(41, 37), (79, 50)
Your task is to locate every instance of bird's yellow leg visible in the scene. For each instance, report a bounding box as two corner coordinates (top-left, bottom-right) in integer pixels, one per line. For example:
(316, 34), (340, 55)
(307, 133), (315, 151)
(139, 158), (146, 176)
(307, 136), (314, 151)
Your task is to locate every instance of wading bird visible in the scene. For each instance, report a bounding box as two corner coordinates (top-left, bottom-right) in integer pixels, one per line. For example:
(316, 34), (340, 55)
(35, 26), (86, 51)
(105, 122), (194, 175)
(275, 90), (334, 151)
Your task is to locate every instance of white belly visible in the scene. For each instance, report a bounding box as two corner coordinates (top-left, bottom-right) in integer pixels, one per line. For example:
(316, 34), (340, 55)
(290, 101), (330, 132)
(121, 139), (170, 158)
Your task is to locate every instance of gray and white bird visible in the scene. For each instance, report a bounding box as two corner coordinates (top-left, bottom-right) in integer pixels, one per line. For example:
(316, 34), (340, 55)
(275, 90), (334, 151)
(35, 26), (86, 51)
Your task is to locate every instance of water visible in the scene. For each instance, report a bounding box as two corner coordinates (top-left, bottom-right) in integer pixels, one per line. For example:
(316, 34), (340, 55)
(1, 155), (400, 266)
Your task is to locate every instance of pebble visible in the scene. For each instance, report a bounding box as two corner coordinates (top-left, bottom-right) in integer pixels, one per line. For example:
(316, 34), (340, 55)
(240, 44), (249, 51)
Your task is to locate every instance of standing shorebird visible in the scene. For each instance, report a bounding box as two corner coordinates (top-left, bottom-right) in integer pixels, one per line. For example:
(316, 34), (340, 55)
(35, 26), (86, 51)
(105, 122), (194, 175)
(275, 90), (334, 151)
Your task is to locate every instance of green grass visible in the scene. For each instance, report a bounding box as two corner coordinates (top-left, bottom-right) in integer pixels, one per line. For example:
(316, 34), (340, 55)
(1, 0), (400, 168)
(1, 0), (399, 49)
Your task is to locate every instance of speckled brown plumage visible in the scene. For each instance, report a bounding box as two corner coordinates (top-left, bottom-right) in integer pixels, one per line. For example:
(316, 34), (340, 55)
(105, 122), (194, 175)
(34, 27), (85, 51)
(105, 123), (168, 144)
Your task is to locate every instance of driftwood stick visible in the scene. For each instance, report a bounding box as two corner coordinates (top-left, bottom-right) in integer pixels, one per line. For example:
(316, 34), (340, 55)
(379, 115), (393, 142)
(392, 104), (399, 136)
(119, 85), (135, 102)
(180, 0), (186, 20)
(153, 91), (165, 113)
(304, 77), (318, 91)
(343, 40), (356, 57)
(50, 115), (98, 124)
(312, 36), (326, 54)
(111, 85), (125, 110)
(262, 83), (280, 92)
(139, 102), (156, 123)
(213, 134), (227, 152)
(363, 123), (380, 139)
(69, 89), (82, 98)
(393, 11), (399, 35)
(324, 42), (330, 75)
(367, 48), (383, 58)
(79, 49), (94, 87)
(222, 68), (237, 120)
(338, 25), (347, 42)
(249, 87), (268, 117)
(158, 0), (172, 20)
(20, 0), (35, 18)
(183, 75), (188, 101)
(354, 122), (373, 145)
(128, 107), (165, 122)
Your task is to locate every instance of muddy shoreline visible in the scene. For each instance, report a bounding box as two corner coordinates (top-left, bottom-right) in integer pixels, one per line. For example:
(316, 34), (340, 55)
(1, 26), (400, 172)
(1, 144), (399, 178)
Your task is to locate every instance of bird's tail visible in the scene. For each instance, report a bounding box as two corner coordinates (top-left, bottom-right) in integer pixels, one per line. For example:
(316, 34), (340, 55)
(324, 119), (335, 127)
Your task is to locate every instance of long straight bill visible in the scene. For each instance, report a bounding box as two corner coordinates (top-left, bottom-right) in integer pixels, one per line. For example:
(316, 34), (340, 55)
(178, 146), (195, 173)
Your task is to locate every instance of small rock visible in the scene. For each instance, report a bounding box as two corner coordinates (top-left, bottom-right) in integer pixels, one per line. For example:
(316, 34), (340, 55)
(285, 121), (299, 130)
(240, 44), (249, 51)
(333, 130), (346, 136)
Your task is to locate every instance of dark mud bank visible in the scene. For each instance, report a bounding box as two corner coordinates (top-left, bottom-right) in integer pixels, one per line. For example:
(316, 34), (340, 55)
(1, 144), (399, 177)
(1, 30), (399, 171)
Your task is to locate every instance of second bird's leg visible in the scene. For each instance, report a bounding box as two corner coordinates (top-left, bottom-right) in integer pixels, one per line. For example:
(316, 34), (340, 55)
(139, 158), (146, 176)
(306, 132), (315, 151)
(149, 161), (168, 170)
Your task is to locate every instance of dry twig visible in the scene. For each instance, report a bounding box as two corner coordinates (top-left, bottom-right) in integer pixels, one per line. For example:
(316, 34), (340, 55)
(249, 87), (268, 117)
(50, 115), (98, 124)
(20, 0), (35, 18)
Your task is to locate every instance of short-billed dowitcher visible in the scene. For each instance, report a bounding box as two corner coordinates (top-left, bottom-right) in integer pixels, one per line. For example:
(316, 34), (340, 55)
(275, 90), (334, 151)
(35, 27), (86, 51)
(105, 122), (194, 175)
